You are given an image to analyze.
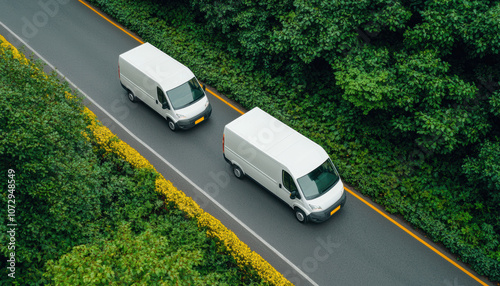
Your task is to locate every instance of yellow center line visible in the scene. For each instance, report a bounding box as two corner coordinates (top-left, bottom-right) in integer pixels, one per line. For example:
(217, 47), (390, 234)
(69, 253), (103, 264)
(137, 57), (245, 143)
(204, 88), (245, 115)
(78, 1), (490, 284)
(344, 186), (489, 286)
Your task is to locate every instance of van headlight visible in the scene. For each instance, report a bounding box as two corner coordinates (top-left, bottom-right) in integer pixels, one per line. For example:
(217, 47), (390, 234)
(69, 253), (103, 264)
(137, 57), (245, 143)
(309, 204), (322, 211)
(176, 113), (187, 119)
(205, 101), (210, 108)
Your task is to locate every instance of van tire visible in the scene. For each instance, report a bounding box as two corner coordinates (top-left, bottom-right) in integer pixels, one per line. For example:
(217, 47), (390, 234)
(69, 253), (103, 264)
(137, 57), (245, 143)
(232, 165), (244, 179)
(294, 208), (307, 223)
(167, 118), (177, 132)
(127, 90), (136, 102)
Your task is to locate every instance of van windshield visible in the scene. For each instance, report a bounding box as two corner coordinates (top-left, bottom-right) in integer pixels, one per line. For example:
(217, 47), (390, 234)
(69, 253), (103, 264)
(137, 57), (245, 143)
(297, 159), (340, 200)
(166, 77), (205, 109)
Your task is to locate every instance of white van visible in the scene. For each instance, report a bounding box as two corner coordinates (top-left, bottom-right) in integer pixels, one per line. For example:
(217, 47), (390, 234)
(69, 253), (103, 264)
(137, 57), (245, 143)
(223, 107), (346, 223)
(119, 43), (212, 131)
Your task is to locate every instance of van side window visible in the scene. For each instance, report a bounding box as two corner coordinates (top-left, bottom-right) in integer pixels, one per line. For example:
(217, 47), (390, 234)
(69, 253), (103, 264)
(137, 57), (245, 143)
(282, 171), (298, 193)
(157, 87), (169, 109)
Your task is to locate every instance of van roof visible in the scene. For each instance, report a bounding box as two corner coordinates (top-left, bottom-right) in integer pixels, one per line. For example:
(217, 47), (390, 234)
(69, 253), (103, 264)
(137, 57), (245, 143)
(119, 43), (195, 92)
(225, 107), (328, 178)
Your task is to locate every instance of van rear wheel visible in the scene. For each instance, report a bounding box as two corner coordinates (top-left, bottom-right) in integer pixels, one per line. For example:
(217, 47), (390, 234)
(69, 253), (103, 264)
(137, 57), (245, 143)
(232, 165), (243, 179)
(128, 90), (136, 102)
(294, 208), (307, 223)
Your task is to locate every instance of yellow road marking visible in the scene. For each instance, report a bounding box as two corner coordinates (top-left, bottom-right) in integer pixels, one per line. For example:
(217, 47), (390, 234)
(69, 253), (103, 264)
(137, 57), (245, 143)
(78, 1), (490, 284)
(204, 88), (245, 115)
(344, 186), (489, 286)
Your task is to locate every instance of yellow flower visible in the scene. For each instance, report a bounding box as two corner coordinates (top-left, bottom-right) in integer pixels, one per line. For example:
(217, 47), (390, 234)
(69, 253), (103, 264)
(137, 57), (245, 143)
(0, 35), (29, 64)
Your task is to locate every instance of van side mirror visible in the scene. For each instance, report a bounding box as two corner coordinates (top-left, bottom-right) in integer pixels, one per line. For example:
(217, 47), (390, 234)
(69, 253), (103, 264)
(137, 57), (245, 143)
(202, 84), (206, 91)
(290, 190), (300, 200)
(162, 103), (170, 110)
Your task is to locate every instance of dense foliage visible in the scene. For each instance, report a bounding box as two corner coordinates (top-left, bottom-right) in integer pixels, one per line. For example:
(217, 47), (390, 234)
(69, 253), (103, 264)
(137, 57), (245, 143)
(0, 42), (266, 285)
(43, 220), (238, 285)
(85, 0), (500, 281)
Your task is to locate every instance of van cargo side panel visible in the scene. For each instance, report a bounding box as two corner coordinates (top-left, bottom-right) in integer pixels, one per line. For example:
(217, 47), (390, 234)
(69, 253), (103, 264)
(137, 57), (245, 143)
(119, 56), (155, 102)
(224, 128), (281, 192)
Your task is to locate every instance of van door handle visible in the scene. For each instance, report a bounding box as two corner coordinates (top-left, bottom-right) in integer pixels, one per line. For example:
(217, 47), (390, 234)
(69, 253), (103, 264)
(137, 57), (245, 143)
(155, 100), (159, 104)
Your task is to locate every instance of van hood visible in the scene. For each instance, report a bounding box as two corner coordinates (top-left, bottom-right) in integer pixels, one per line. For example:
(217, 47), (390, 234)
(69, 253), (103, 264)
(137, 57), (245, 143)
(174, 95), (209, 119)
(306, 179), (344, 210)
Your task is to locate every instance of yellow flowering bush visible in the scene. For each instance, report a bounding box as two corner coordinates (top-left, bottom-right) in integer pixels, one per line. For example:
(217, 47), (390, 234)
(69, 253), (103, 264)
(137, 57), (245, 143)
(1, 34), (291, 286)
(197, 212), (292, 286)
(155, 176), (204, 218)
(0, 35), (28, 64)
(82, 107), (156, 171)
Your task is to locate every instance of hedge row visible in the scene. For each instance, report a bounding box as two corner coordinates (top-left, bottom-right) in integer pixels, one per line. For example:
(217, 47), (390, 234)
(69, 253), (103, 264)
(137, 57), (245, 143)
(84, 0), (500, 282)
(0, 35), (290, 285)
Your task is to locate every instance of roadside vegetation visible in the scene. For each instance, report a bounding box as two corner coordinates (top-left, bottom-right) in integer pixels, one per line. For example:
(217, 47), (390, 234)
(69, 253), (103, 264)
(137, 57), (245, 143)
(85, 0), (500, 282)
(0, 37), (288, 285)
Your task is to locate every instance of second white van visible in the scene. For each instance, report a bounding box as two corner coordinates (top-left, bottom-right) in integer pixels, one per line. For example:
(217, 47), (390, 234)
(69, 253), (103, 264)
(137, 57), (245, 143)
(223, 107), (346, 223)
(119, 43), (212, 131)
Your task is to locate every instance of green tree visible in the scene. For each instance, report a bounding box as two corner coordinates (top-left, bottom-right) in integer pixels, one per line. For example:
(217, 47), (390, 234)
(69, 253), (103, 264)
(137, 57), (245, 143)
(191, 0), (411, 68)
(404, 0), (500, 57)
(334, 45), (489, 154)
(463, 139), (500, 200)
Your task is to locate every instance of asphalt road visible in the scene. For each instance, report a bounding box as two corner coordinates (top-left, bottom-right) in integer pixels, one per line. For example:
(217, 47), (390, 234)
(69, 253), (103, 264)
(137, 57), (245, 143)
(0, 1), (493, 285)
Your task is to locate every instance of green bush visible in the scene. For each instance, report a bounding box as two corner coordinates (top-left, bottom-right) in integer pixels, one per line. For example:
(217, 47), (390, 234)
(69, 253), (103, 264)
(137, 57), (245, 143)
(1, 47), (109, 284)
(44, 220), (244, 285)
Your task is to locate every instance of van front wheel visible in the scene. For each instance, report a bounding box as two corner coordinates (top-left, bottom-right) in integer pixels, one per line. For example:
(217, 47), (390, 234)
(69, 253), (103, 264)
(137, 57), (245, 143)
(128, 90), (136, 102)
(232, 165), (244, 179)
(294, 208), (307, 223)
(167, 119), (177, 132)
